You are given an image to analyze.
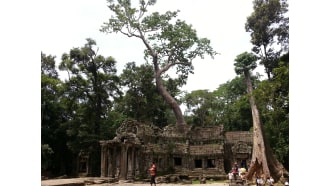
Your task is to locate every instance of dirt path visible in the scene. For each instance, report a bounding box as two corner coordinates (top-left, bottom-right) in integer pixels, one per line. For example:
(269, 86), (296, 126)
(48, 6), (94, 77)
(90, 183), (228, 186)
(41, 178), (230, 186)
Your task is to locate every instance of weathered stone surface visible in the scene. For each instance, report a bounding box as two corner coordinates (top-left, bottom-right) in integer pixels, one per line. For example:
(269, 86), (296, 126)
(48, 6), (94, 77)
(181, 179), (192, 184)
(169, 175), (179, 182)
(99, 119), (253, 181)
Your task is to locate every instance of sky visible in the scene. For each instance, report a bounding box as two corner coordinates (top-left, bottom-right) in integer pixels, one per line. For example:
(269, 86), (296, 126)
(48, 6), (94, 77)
(40, 0), (266, 92)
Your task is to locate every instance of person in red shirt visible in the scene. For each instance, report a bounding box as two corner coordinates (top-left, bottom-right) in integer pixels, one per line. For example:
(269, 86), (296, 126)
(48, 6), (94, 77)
(149, 162), (157, 186)
(232, 162), (239, 180)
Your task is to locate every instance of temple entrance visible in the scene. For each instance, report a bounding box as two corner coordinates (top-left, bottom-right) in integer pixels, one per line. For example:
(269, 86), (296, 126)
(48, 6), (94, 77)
(239, 159), (247, 170)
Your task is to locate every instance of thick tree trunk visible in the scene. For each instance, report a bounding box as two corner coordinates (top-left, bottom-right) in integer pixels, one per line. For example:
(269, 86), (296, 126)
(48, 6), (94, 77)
(154, 70), (186, 126)
(139, 32), (186, 126)
(151, 54), (186, 126)
(244, 71), (288, 182)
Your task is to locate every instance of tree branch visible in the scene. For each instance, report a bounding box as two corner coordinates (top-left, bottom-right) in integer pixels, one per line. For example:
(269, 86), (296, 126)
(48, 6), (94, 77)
(136, 26), (156, 57)
(159, 60), (191, 75)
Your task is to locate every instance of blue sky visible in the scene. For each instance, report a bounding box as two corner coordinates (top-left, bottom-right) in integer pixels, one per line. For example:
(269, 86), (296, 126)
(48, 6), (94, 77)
(40, 0), (267, 92)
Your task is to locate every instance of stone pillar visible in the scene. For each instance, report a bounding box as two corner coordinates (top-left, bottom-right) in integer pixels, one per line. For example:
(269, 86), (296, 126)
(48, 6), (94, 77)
(202, 158), (206, 170)
(127, 146), (133, 179)
(115, 146), (121, 178)
(134, 148), (139, 178)
(120, 144), (128, 180)
(107, 147), (112, 177)
(217, 157), (225, 174)
(100, 143), (108, 177)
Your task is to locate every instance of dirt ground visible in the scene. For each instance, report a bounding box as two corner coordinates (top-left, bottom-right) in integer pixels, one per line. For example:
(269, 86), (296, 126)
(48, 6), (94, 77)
(96, 183), (228, 186)
(41, 177), (290, 186)
(41, 178), (230, 186)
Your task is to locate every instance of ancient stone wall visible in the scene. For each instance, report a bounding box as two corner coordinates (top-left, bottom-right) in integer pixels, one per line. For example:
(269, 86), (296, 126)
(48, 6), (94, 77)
(99, 120), (253, 180)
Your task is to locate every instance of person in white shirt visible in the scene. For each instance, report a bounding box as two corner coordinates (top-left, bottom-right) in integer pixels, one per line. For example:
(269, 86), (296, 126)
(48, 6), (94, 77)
(228, 172), (233, 184)
(266, 176), (274, 186)
(256, 176), (263, 186)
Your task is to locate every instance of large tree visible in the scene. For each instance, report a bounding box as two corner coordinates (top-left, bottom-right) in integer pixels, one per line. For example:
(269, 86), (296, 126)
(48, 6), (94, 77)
(245, 0), (288, 79)
(234, 52), (288, 181)
(254, 53), (289, 170)
(100, 0), (217, 126)
(41, 52), (72, 176)
(59, 38), (122, 176)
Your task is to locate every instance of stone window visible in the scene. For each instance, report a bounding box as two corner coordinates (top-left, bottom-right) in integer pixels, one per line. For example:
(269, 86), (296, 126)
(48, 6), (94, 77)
(174, 157), (182, 166)
(195, 159), (202, 168)
(158, 158), (162, 167)
(207, 159), (215, 168)
(79, 161), (87, 172)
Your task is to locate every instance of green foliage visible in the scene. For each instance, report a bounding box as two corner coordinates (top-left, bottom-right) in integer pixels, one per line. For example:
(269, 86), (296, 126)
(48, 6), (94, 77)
(245, 0), (288, 79)
(182, 89), (218, 126)
(41, 52), (73, 176)
(234, 52), (257, 75)
(182, 75), (260, 131)
(58, 38), (122, 175)
(41, 144), (54, 171)
(115, 62), (177, 127)
(213, 76), (256, 131)
(41, 52), (59, 78)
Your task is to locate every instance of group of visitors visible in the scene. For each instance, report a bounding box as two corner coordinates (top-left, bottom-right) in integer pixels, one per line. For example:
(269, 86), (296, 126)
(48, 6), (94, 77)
(228, 162), (247, 185)
(256, 175), (289, 186)
(149, 161), (288, 186)
(227, 162), (288, 186)
(256, 176), (275, 186)
(256, 176), (281, 186)
(259, 175), (290, 186)
(231, 163), (247, 178)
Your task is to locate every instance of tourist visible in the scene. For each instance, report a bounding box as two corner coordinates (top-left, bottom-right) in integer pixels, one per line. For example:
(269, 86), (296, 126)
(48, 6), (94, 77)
(266, 176), (274, 186)
(228, 172), (233, 184)
(149, 161), (157, 186)
(232, 162), (239, 180)
(256, 176), (263, 186)
(240, 171), (247, 181)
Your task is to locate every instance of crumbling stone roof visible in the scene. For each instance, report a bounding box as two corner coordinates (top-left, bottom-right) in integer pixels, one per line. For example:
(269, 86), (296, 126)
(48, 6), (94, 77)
(224, 131), (253, 145)
(161, 124), (192, 138)
(190, 144), (224, 155)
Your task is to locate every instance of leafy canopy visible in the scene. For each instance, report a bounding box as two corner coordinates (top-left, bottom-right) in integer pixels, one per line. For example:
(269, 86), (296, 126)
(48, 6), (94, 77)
(101, 0), (218, 84)
(234, 52), (257, 75)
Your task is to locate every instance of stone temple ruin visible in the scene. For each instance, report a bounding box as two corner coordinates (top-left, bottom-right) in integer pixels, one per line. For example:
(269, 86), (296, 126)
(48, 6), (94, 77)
(99, 119), (253, 182)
